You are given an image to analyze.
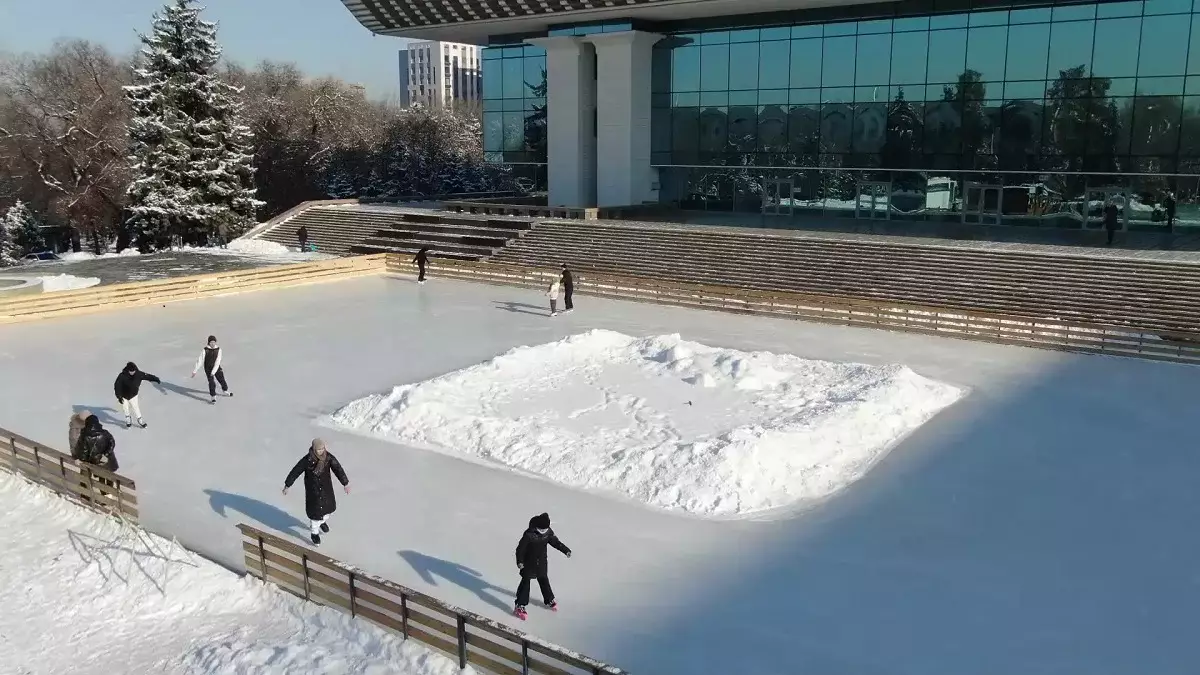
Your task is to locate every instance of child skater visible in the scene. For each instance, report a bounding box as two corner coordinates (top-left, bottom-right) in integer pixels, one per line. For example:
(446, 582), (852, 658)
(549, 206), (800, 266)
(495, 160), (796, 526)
(547, 277), (561, 317)
(514, 512), (571, 619)
(191, 335), (232, 403)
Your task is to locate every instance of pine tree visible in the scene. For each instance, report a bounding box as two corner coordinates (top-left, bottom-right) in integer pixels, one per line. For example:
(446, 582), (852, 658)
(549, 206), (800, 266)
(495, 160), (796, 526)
(3, 200), (44, 259)
(124, 0), (262, 252)
(0, 204), (19, 267)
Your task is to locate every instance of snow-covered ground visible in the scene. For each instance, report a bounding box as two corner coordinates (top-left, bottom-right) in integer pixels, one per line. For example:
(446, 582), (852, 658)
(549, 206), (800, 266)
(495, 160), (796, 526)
(60, 248), (142, 262)
(0, 471), (464, 675)
(332, 330), (963, 517)
(0, 275), (1196, 674)
(37, 273), (102, 292)
(182, 238), (336, 263)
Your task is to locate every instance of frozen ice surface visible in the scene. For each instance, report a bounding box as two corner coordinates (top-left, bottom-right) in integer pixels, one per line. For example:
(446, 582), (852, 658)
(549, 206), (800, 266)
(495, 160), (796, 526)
(0, 471), (466, 675)
(332, 329), (964, 516)
(0, 274), (1196, 675)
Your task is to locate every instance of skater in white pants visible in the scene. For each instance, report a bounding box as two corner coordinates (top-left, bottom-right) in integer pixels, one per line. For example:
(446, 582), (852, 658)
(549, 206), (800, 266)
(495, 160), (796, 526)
(283, 438), (350, 546)
(113, 361), (160, 429)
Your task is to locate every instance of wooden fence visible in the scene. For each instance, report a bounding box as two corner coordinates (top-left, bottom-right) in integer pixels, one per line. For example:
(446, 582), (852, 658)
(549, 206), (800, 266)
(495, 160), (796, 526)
(385, 255), (1200, 366)
(238, 524), (627, 675)
(0, 254), (387, 325)
(0, 425), (138, 521)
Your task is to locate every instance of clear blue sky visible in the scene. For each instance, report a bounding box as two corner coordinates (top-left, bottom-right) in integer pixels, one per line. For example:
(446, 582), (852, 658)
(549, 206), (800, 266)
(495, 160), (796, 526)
(0, 0), (411, 100)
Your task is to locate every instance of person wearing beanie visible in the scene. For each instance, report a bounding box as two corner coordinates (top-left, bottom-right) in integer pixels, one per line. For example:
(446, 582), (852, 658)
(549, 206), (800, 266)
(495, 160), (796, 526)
(113, 361), (160, 429)
(191, 335), (231, 403)
(559, 264), (574, 313)
(283, 438), (350, 546)
(513, 512), (572, 619)
(69, 409), (93, 454)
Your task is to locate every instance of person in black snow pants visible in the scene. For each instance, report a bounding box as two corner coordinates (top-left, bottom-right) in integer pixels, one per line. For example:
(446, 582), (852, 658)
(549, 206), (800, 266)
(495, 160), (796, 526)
(283, 438), (350, 546)
(191, 335), (232, 403)
(513, 512), (572, 620)
(414, 246), (430, 284)
(297, 225), (309, 252)
(114, 361), (160, 429)
(560, 264), (574, 312)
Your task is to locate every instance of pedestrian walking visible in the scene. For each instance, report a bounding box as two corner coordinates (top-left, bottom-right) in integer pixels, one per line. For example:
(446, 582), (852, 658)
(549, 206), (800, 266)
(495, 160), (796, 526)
(1164, 192), (1177, 232)
(560, 264), (574, 312)
(297, 226), (309, 252)
(414, 247), (430, 284)
(283, 438), (350, 546)
(69, 409), (92, 455)
(1104, 200), (1121, 246)
(547, 278), (561, 316)
(513, 512), (572, 620)
(191, 335), (232, 404)
(114, 361), (160, 429)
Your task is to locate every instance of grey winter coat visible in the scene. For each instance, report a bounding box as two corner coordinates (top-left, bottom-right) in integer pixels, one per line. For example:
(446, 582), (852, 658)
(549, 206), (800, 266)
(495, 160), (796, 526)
(69, 411), (91, 455)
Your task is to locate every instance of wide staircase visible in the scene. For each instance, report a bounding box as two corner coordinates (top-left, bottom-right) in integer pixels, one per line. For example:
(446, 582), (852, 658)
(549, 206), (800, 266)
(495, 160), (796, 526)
(257, 204), (532, 259)
(490, 221), (1200, 337)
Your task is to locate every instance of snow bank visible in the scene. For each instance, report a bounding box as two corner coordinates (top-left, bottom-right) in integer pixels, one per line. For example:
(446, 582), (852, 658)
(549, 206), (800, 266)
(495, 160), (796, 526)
(38, 273), (101, 292)
(0, 471), (467, 675)
(330, 330), (965, 517)
(60, 249), (141, 261)
(178, 238), (335, 262)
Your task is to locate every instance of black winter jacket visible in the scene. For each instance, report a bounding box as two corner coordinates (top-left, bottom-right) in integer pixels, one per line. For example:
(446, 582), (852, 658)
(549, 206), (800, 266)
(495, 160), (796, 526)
(74, 417), (118, 471)
(561, 268), (574, 290)
(515, 522), (571, 577)
(114, 365), (160, 401)
(284, 450), (349, 520)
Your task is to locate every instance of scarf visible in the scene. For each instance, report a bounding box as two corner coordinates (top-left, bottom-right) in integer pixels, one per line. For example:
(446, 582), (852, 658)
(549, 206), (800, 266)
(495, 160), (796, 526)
(311, 448), (330, 475)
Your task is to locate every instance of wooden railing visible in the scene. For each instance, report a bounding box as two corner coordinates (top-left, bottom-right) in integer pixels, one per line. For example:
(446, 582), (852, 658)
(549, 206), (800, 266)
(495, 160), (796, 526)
(0, 425), (138, 521)
(384, 255), (1200, 365)
(238, 524), (627, 675)
(0, 254), (387, 325)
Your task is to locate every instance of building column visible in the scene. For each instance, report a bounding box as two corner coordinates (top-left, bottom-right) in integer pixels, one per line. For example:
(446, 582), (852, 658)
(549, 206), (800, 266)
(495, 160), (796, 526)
(526, 36), (596, 208)
(583, 31), (663, 207)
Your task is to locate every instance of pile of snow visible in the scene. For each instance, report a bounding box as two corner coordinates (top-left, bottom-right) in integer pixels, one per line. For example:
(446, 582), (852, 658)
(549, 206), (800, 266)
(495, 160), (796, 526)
(0, 471), (466, 675)
(60, 249), (141, 262)
(178, 238), (335, 262)
(330, 330), (966, 517)
(38, 273), (101, 292)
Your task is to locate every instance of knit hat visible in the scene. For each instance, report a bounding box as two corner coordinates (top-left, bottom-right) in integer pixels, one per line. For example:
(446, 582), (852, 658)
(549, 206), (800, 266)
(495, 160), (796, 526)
(125, 361), (137, 372)
(311, 438), (327, 453)
(207, 335), (217, 343)
(531, 512), (550, 530)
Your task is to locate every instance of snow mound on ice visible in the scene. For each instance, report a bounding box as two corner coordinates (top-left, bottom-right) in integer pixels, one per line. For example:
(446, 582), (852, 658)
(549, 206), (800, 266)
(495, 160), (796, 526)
(59, 249), (141, 261)
(331, 330), (966, 516)
(0, 471), (464, 675)
(180, 238), (335, 262)
(38, 273), (101, 292)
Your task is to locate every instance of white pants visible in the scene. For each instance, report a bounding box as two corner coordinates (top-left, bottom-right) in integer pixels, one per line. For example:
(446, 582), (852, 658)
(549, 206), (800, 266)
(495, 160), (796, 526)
(310, 516), (328, 535)
(120, 396), (142, 420)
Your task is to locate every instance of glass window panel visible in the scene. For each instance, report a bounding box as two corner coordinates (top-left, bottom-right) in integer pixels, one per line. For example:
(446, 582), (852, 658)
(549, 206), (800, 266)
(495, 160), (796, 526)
(759, 41), (790, 89)
(1139, 16), (1190, 77)
(1137, 76), (1185, 95)
(503, 112), (524, 152)
(730, 90), (757, 105)
(893, 16), (930, 32)
(729, 29), (759, 42)
(822, 36), (857, 87)
(524, 45), (546, 58)
(858, 19), (893, 34)
(698, 107), (728, 152)
(1048, 20), (1095, 80)
(1191, 16), (1200, 74)
(652, 108), (672, 151)
(790, 38), (822, 87)
(482, 59), (503, 99)
(856, 85), (889, 102)
(1004, 80), (1047, 99)
(821, 103), (853, 152)
(502, 98), (524, 112)
(930, 14), (968, 29)
(700, 91), (728, 106)
(482, 48), (501, 61)
(483, 112), (503, 151)
(792, 24), (822, 38)
(673, 92), (700, 106)
(501, 58), (523, 98)
(482, 99), (503, 113)
(500, 46), (523, 58)
(1097, 1), (1142, 17)
(969, 10), (1008, 26)
(671, 109), (700, 162)
(927, 29), (967, 84)
(760, 89), (789, 104)
(1092, 18), (1141, 79)
(1145, 0), (1191, 13)
(1108, 77), (1137, 96)
(758, 105), (788, 149)
(966, 26), (1007, 84)
(729, 42), (760, 90)
(1131, 95), (1183, 154)
(673, 46), (701, 91)
(523, 58), (545, 98)
(824, 22), (856, 37)
(890, 31), (928, 84)
(1052, 4), (1096, 20)
(761, 27), (791, 41)
(652, 48), (672, 93)
(856, 34), (891, 85)
(701, 31), (729, 44)
(1188, 76), (1200, 94)
(1009, 7), (1051, 24)
(1006, 23), (1051, 81)
(701, 45), (730, 91)
(822, 86), (853, 102)
(790, 88), (821, 104)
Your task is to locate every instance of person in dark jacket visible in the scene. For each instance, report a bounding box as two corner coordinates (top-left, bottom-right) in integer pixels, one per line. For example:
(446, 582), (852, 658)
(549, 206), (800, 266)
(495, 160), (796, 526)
(1104, 200), (1121, 246)
(513, 512), (571, 619)
(1164, 192), (1177, 232)
(560, 264), (574, 312)
(69, 409), (92, 455)
(413, 247), (430, 284)
(74, 415), (118, 472)
(191, 335), (231, 403)
(114, 361), (160, 429)
(297, 226), (309, 252)
(283, 438), (350, 546)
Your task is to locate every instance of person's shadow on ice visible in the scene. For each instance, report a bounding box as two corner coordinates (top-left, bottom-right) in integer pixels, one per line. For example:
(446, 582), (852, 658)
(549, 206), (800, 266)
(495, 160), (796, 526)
(204, 489), (308, 538)
(398, 549), (512, 613)
(153, 380), (211, 404)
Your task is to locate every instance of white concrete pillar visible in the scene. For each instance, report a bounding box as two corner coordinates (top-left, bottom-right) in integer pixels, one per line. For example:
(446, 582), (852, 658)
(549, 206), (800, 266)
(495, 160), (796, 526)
(584, 31), (663, 208)
(526, 36), (596, 208)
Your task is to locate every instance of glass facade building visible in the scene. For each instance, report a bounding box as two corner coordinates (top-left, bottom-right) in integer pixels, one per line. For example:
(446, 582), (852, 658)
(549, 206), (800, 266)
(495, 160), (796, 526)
(483, 0), (1200, 228)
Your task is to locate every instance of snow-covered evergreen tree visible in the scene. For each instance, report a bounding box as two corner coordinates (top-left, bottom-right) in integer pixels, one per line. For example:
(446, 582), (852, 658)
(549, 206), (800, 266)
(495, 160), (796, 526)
(124, 0), (262, 252)
(0, 204), (19, 267)
(4, 200), (46, 256)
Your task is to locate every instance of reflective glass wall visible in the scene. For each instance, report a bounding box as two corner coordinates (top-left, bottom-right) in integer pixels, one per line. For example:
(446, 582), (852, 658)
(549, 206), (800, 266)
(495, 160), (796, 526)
(651, 0), (1200, 228)
(482, 44), (548, 191)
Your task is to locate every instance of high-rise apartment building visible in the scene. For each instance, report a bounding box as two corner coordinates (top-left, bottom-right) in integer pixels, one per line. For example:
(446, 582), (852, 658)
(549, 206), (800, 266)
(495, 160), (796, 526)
(399, 41), (481, 108)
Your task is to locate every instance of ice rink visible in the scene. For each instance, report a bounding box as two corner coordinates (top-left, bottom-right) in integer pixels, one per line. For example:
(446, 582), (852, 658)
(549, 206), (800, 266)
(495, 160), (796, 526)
(0, 273), (1197, 675)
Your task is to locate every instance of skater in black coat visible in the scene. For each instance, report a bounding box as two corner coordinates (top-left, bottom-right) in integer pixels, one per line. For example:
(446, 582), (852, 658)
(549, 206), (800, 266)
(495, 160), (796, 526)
(74, 415), (118, 472)
(513, 512), (571, 618)
(283, 438), (350, 546)
(559, 264), (574, 312)
(114, 361), (160, 428)
(413, 247), (430, 284)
